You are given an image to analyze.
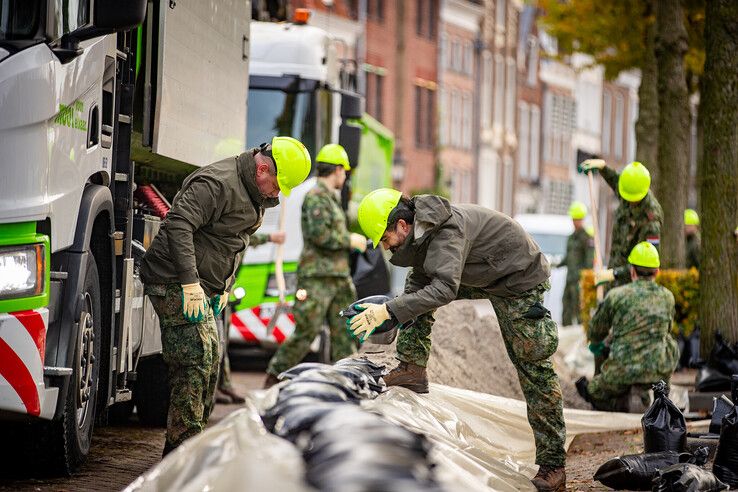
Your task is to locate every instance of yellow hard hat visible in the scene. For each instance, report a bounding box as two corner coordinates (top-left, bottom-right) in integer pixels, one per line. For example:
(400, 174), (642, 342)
(618, 161), (651, 202)
(628, 241), (660, 268)
(568, 201), (588, 220)
(684, 209), (700, 226)
(271, 136), (311, 196)
(316, 143), (351, 170)
(357, 188), (403, 246)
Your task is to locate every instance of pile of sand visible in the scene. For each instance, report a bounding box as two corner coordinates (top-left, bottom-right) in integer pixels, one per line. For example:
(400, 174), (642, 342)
(359, 300), (590, 409)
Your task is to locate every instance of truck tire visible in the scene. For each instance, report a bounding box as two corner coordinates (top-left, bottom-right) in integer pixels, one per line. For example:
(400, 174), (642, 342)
(107, 400), (134, 425)
(37, 254), (103, 474)
(133, 354), (169, 427)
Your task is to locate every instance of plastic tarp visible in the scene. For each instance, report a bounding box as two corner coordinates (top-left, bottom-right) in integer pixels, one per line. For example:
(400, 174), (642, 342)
(126, 383), (643, 492)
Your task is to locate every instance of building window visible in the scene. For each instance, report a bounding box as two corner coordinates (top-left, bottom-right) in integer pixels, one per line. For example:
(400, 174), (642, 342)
(527, 38), (538, 86)
(518, 102), (530, 178)
(416, 0), (437, 39)
(439, 89), (448, 146)
(440, 33), (448, 69)
(602, 90), (611, 156)
(367, 0), (384, 22)
(481, 52), (492, 127)
(451, 90), (461, 146)
(496, 0), (506, 30)
(614, 93), (624, 160)
(494, 55), (504, 126)
(505, 58), (516, 131)
(503, 155), (514, 214)
(365, 72), (385, 122)
(529, 105), (540, 178)
(415, 85), (435, 149)
(463, 41), (474, 75)
(452, 38), (462, 72)
(462, 93), (472, 149)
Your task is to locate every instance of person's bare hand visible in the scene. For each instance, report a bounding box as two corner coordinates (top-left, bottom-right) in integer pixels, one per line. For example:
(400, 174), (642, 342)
(270, 231), (286, 244)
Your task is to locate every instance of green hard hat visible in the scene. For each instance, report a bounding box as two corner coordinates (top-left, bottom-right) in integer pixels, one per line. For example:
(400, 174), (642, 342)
(628, 241), (660, 268)
(271, 136), (312, 197)
(568, 201), (588, 220)
(316, 143), (351, 170)
(684, 209), (700, 226)
(618, 161), (651, 202)
(357, 188), (403, 246)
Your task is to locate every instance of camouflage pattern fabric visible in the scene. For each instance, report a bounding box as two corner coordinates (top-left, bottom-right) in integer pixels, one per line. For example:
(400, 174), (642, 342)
(559, 227), (594, 325)
(298, 180), (351, 278)
(600, 166), (663, 286)
(587, 279), (679, 410)
(686, 232), (701, 270)
(267, 277), (356, 376)
(145, 283), (220, 450)
(396, 280), (566, 467)
(249, 233), (270, 248)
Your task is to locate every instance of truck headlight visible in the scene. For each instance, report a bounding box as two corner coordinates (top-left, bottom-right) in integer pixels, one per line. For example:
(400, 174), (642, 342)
(0, 244), (45, 299)
(265, 272), (298, 297)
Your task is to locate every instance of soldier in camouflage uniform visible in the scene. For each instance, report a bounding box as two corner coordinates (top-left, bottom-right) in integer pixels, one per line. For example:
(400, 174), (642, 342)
(581, 160), (662, 287)
(559, 202), (594, 325)
(577, 242), (678, 412)
(140, 137), (311, 455)
(265, 144), (366, 387)
(684, 209), (701, 270)
(350, 189), (567, 492)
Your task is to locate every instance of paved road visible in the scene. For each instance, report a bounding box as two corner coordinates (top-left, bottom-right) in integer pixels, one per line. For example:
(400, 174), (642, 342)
(0, 369), (266, 492)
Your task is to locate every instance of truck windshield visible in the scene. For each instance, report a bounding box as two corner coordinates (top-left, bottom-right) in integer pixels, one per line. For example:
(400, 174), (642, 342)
(247, 88), (316, 155)
(0, 0), (42, 41)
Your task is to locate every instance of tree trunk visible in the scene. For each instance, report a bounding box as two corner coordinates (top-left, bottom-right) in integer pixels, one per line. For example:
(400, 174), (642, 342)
(655, 0), (689, 268)
(635, 0), (659, 195)
(699, 0), (738, 355)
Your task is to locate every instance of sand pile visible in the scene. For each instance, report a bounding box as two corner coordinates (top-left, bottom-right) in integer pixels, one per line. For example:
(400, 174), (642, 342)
(359, 300), (590, 409)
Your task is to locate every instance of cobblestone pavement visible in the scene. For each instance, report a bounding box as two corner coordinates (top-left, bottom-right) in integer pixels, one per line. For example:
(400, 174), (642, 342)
(0, 370), (265, 492)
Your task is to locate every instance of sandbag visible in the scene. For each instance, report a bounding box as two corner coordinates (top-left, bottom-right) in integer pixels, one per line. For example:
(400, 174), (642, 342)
(652, 463), (728, 492)
(276, 382), (355, 405)
(643, 381), (687, 453)
(273, 402), (350, 442)
(678, 328), (703, 370)
(708, 395), (735, 435)
(279, 363), (384, 393)
(695, 366), (733, 393)
(593, 451), (690, 490)
(335, 357), (387, 379)
(290, 369), (376, 399)
(262, 396), (330, 431)
(279, 363), (333, 379)
(709, 332), (738, 377)
(713, 405), (738, 488)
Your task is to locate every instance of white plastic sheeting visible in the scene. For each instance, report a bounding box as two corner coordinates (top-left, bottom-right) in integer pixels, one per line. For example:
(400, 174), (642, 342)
(126, 383), (644, 492)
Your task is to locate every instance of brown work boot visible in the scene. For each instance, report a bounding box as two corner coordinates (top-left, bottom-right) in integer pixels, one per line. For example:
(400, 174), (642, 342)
(531, 465), (566, 492)
(263, 373), (281, 389)
(220, 386), (246, 404)
(382, 361), (429, 394)
(215, 389), (233, 404)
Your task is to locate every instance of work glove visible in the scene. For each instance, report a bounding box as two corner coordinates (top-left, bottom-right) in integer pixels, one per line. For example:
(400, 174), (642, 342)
(181, 283), (208, 322)
(594, 268), (615, 286)
(579, 158), (606, 174)
(350, 232), (368, 253)
(588, 341), (607, 357)
(348, 303), (390, 342)
(210, 291), (228, 317)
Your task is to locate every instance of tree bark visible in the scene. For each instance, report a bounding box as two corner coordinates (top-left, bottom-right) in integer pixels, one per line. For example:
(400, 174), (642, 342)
(655, 0), (689, 268)
(699, 0), (738, 355)
(635, 1), (659, 195)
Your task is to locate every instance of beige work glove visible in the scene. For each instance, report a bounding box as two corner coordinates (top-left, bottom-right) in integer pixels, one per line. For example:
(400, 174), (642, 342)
(210, 291), (228, 317)
(594, 269), (615, 286)
(181, 282), (208, 322)
(580, 158), (606, 173)
(349, 303), (390, 342)
(350, 233), (368, 253)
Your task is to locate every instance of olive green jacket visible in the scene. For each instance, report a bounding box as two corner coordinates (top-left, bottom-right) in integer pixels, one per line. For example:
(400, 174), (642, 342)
(140, 149), (278, 296)
(386, 195), (551, 323)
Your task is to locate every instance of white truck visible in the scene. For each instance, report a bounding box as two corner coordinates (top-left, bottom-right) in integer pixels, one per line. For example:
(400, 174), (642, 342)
(0, 0), (250, 473)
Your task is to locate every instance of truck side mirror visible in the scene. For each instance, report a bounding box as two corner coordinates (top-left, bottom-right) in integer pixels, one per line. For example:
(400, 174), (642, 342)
(339, 122), (362, 170)
(94, 0), (148, 31)
(340, 93), (363, 120)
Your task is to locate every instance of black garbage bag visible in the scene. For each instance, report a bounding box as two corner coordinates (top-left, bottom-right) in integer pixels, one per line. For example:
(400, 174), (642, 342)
(593, 451), (691, 490)
(652, 463), (728, 492)
(713, 405), (738, 488)
(679, 328), (704, 370)
(278, 362), (333, 380)
(350, 247), (391, 300)
(275, 381), (356, 405)
(279, 363), (384, 393)
(273, 402), (352, 442)
(308, 467), (443, 492)
(709, 332), (738, 377)
(306, 426), (431, 464)
(307, 406), (390, 437)
(335, 357), (387, 379)
(261, 396), (328, 431)
(708, 395), (735, 435)
(695, 366), (733, 393)
(291, 369), (376, 399)
(643, 381), (687, 453)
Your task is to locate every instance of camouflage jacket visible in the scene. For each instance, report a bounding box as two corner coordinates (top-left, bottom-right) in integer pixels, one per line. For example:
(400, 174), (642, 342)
(249, 233), (269, 248)
(560, 227), (594, 283)
(601, 166), (663, 285)
(589, 279), (676, 380)
(298, 180), (351, 278)
(686, 232), (701, 270)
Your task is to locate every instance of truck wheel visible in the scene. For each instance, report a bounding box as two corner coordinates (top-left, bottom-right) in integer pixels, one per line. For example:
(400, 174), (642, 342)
(133, 354), (169, 427)
(36, 254), (102, 474)
(107, 400), (134, 425)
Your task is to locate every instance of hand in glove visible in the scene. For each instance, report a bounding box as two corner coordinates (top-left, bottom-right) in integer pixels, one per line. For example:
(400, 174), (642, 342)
(588, 341), (607, 357)
(181, 283), (208, 322)
(210, 291), (228, 317)
(579, 158), (606, 174)
(350, 233), (368, 253)
(348, 303), (389, 342)
(594, 268), (615, 286)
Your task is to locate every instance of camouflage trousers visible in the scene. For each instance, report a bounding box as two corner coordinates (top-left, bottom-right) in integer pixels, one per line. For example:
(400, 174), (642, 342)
(267, 276), (357, 377)
(588, 336), (678, 412)
(146, 283), (220, 450)
(397, 281), (566, 467)
(561, 279), (580, 326)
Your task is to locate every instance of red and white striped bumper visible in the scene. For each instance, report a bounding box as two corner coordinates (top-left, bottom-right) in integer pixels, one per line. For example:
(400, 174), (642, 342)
(0, 309), (57, 419)
(229, 302), (296, 346)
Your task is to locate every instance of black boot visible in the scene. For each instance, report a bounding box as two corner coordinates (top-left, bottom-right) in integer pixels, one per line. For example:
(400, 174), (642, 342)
(575, 376), (592, 404)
